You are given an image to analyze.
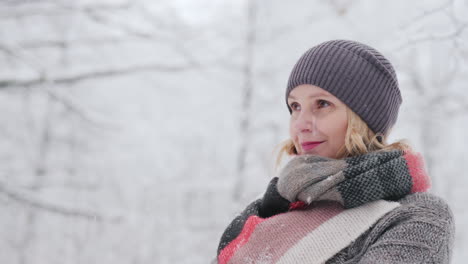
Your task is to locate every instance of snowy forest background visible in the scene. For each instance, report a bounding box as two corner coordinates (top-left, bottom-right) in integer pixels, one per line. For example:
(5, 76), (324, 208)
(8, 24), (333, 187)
(0, 0), (467, 263)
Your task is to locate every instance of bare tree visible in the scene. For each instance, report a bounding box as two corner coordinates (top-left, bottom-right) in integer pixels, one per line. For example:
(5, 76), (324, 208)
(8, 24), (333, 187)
(0, 1), (203, 263)
(396, 0), (468, 194)
(232, 0), (258, 202)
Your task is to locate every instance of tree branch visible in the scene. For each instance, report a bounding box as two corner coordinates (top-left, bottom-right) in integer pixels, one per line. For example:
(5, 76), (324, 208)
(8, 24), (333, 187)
(44, 88), (121, 129)
(402, 22), (467, 47)
(0, 63), (192, 89)
(399, 0), (454, 30)
(0, 182), (119, 222)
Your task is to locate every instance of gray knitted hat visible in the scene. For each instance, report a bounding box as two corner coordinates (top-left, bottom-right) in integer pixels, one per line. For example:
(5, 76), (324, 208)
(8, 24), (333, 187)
(285, 39), (402, 136)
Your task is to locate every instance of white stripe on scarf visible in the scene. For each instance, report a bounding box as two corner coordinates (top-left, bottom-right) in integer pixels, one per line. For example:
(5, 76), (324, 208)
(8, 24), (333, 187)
(277, 200), (400, 264)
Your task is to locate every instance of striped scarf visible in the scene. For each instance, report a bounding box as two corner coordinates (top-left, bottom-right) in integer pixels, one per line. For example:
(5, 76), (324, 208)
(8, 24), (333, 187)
(217, 150), (431, 264)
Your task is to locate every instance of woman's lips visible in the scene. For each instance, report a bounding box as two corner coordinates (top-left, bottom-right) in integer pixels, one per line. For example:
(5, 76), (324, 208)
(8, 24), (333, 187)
(301, 141), (324, 151)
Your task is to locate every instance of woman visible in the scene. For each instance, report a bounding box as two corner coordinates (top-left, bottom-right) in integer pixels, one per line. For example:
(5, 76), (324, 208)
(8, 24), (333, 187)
(215, 40), (455, 263)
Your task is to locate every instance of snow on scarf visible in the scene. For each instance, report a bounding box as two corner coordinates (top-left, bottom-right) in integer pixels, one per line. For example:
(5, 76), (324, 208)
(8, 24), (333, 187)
(216, 149), (431, 264)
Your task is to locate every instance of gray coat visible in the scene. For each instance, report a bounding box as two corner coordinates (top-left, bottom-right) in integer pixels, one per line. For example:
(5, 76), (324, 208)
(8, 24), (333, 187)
(326, 192), (455, 264)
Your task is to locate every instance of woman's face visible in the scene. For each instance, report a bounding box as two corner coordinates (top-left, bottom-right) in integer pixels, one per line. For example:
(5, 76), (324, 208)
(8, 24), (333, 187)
(288, 84), (348, 159)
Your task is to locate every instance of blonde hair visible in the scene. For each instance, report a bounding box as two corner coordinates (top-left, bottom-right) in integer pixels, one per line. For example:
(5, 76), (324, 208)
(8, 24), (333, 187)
(273, 107), (411, 172)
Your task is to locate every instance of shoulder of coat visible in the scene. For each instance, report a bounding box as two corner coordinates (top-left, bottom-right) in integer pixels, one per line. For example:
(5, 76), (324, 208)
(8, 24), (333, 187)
(397, 192), (454, 221)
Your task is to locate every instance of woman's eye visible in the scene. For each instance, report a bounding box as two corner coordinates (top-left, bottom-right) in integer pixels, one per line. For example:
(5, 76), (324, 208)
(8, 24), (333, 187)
(318, 100), (330, 108)
(290, 102), (300, 111)
(289, 100), (330, 112)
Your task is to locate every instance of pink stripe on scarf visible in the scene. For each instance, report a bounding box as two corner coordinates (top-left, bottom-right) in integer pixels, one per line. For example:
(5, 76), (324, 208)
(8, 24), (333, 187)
(218, 215), (266, 264)
(228, 201), (344, 264)
(403, 151), (431, 193)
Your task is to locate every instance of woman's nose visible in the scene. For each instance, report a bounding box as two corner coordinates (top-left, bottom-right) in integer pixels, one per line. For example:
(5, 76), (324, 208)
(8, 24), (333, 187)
(294, 111), (315, 133)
